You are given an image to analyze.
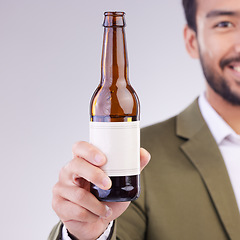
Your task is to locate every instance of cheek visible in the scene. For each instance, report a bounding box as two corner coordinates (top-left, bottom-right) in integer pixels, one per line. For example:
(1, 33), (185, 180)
(198, 34), (214, 59)
(198, 33), (224, 66)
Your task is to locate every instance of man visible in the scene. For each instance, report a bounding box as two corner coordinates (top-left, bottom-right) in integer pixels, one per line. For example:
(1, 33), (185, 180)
(49, 0), (240, 239)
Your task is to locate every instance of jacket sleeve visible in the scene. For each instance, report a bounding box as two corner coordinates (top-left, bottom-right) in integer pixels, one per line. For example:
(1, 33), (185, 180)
(48, 221), (63, 240)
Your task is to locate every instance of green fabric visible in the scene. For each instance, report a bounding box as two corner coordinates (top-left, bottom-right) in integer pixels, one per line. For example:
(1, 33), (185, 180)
(48, 221), (63, 240)
(115, 99), (240, 240)
(49, 99), (240, 240)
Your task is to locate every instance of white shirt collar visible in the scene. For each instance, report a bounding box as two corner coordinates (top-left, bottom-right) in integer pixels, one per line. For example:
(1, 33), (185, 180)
(198, 93), (240, 145)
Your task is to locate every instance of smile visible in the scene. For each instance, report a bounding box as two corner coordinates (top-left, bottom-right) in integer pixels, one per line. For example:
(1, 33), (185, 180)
(229, 65), (240, 73)
(226, 64), (240, 84)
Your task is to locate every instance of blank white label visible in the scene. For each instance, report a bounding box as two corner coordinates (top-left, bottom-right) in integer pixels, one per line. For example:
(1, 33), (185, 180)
(89, 121), (140, 177)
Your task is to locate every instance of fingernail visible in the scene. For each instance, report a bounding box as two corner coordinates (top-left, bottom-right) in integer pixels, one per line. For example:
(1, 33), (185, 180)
(95, 153), (104, 164)
(104, 205), (112, 218)
(102, 177), (111, 189)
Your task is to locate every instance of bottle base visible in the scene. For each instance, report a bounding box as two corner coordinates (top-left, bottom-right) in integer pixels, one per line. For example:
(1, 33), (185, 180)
(90, 175), (140, 202)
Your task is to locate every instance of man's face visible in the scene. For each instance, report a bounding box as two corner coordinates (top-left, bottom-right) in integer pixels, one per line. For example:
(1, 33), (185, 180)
(195, 0), (240, 105)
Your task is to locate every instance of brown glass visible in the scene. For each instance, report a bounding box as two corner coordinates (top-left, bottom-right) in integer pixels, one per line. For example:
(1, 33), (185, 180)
(90, 12), (140, 202)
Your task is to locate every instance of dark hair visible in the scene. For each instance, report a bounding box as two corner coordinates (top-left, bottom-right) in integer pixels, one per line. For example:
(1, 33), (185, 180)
(182, 0), (198, 32)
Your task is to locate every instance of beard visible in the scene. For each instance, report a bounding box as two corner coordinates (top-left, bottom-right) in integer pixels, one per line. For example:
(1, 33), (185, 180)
(199, 53), (240, 106)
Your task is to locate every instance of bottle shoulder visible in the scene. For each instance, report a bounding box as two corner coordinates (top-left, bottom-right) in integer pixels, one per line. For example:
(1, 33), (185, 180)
(90, 83), (140, 118)
(91, 84), (139, 105)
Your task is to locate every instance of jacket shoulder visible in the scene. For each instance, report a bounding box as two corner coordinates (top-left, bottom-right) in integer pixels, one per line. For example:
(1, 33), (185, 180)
(141, 116), (181, 149)
(140, 115), (188, 175)
(141, 117), (176, 138)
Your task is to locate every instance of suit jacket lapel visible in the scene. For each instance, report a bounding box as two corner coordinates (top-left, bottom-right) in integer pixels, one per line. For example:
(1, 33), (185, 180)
(177, 99), (240, 240)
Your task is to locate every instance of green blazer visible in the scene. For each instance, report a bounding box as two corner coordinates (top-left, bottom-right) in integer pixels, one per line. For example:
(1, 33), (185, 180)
(49, 99), (240, 240)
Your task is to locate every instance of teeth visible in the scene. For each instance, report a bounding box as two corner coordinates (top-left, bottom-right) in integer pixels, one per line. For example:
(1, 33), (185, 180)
(233, 66), (240, 72)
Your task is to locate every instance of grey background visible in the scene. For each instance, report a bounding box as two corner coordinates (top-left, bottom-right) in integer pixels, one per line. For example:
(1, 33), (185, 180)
(0, 0), (204, 239)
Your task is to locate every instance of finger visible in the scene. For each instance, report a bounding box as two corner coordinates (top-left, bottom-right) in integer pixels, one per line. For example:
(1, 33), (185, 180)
(54, 183), (112, 219)
(72, 141), (107, 166)
(52, 195), (99, 223)
(63, 157), (112, 190)
(140, 148), (151, 171)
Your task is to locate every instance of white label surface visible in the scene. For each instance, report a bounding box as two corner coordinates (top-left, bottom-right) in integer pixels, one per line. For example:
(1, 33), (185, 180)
(89, 121), (140, 177)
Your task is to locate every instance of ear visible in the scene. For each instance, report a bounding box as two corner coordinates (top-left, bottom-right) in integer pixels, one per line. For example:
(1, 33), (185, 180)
(184, 24), (199, 59)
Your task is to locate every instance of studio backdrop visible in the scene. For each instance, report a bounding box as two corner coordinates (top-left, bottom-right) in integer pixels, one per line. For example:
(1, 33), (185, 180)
(0, 0), (204, 239)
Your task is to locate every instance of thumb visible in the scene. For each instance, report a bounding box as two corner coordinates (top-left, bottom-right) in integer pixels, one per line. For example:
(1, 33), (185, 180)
(140, 148), (151, 171)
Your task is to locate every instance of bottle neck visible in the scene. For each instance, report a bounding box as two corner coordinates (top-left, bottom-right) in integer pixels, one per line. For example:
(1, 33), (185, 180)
(101, 26), (129, 86)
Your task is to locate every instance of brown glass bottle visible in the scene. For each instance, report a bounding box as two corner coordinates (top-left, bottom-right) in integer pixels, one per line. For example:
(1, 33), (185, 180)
(89, 12), (140, 202)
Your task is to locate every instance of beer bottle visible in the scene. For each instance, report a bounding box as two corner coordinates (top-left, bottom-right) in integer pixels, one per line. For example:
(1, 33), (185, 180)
(89, 12), (140, 202)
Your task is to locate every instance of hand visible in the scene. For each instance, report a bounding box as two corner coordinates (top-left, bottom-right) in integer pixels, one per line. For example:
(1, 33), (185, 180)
(52, 141), (151, 240)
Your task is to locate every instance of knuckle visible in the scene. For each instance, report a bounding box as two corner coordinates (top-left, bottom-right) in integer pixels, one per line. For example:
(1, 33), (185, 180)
(52, 183), (58, 196)
(52, 196), (61, 212)
(58, 160), (73, 179)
